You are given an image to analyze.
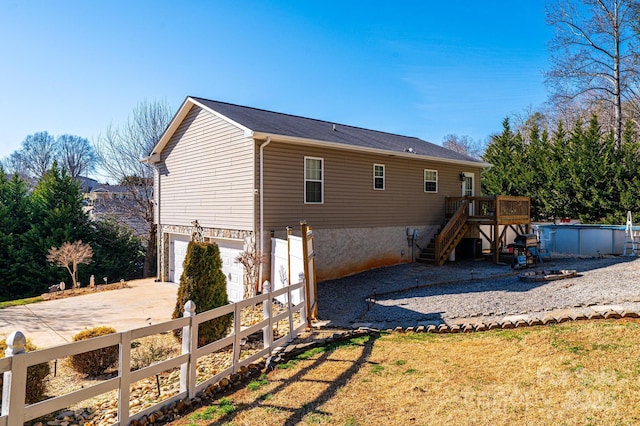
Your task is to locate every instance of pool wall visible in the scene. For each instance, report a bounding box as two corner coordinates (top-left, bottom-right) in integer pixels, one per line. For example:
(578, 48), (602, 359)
(535, 224), (639, 256)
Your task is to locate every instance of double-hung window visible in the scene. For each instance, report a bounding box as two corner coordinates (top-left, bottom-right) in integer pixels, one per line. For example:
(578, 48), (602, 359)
(304, 157), (323, 203)
(373, 164), (385, 190)
(424, 169), (438, 193)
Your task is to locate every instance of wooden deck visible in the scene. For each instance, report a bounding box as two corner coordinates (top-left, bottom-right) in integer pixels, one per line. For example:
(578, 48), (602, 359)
(443, 196), (531, 263)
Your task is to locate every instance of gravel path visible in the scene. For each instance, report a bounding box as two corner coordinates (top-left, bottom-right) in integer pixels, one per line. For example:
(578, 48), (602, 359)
(317, 255), (640, 329)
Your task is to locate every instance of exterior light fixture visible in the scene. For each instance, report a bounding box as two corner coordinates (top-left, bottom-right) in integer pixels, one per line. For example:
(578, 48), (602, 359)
(460, 172), (466, 181)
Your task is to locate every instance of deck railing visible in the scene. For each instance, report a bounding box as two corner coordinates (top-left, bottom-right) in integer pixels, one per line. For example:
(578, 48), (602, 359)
(0, 282), (306, 426)
(445, 196), (530, 225)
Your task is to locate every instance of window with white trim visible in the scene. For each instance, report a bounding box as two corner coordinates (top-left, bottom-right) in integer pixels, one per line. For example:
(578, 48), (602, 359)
(424, 169), (438, 193)
(304, 157), (323, 203)
(373, 164), (385, 190)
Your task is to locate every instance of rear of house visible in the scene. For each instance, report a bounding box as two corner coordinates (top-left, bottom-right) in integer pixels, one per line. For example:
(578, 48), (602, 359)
(147, 96), (488, 301)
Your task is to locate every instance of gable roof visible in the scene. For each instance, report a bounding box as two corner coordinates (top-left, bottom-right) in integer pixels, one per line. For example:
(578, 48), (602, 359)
(149, 96), (488, 167)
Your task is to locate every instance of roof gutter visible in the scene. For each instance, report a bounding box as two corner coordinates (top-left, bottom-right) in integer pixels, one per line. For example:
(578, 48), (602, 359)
(251, 132), (490, 168)
(258, 137), (271, 287)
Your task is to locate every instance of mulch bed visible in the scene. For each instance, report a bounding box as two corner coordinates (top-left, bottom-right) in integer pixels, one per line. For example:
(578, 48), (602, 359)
(41, 282), (129, 301)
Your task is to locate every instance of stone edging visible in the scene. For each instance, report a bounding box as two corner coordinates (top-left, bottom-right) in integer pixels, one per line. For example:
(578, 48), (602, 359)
(373, 309), (640, 334)
(41, 312), (638, 426)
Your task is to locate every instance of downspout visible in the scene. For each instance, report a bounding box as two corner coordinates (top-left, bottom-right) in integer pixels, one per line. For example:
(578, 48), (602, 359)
(155, 164), (161, 282)
(258, 137), (271, 288)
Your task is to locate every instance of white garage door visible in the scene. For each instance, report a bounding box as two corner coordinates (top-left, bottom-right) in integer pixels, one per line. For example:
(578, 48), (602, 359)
(170, 235), (190, 283)
(169, 235), (244, 303)
(216, 240), (244, 303)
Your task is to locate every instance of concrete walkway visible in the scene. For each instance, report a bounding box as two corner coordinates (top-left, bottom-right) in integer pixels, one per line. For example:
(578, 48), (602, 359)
(0, 279), (178, 348)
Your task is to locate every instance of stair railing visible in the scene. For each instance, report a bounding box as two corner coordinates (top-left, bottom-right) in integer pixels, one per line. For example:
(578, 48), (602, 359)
(435, 199), (470, 265)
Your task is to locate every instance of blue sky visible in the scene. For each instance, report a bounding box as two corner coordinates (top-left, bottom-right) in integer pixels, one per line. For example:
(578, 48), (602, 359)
(0, 1), (552, 164)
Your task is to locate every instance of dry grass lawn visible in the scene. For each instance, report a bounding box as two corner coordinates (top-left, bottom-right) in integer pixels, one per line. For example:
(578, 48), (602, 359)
(169, 319), (640, 426)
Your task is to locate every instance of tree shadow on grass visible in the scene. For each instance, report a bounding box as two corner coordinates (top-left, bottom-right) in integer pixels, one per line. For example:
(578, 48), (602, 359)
(201, 333), (380, 425)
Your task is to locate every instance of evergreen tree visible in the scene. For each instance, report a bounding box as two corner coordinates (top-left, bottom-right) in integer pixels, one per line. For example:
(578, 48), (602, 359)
(0, 171), (34, 300)
(24, 163), (92, 291)
(522, 124), (555, 220)
(614, 121), (640, 223)
(547, 121), (572, 221)
(482, 118), (527, 196)
(172, 241), (231, 346)
(88, 218), (144, 282)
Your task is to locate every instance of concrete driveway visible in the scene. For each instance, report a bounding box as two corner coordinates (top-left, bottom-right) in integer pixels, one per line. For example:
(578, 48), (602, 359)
(0, 279), (178, 348)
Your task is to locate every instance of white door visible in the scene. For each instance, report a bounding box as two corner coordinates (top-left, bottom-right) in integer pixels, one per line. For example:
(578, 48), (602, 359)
(170, 235), (190, 283)
(215, 239), (244, 303)
(463, 172), (475, 214)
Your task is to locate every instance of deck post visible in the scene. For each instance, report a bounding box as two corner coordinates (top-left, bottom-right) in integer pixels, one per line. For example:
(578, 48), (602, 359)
(493, 224), (500, 263)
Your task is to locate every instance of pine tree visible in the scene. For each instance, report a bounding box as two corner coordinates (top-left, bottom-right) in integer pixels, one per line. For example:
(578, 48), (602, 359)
(482, 118), (527, 196)
(0, 171), (34, 299)
(24, 163), (92, 292)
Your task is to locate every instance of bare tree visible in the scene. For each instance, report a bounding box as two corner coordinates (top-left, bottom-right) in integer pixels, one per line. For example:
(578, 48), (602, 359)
(56, 134), (97, 178)
(1, 151), (28, 177)
(95, 99), (173, 277)
(546, 0), (640, 145)
(47, 240), (93, 288)
(20, 131), (57, 178)
(235, 249), (267, 298)
(442, 134), (485, 158)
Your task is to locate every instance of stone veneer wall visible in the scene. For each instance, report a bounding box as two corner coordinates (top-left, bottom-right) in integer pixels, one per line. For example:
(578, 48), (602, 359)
(159, 224), (254, 282)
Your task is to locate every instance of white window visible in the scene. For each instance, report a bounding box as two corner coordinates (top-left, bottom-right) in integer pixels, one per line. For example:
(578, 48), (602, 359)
(373, 164), (385, 190)
(424, 169), (438, 193)
(304, 157), (323, 204)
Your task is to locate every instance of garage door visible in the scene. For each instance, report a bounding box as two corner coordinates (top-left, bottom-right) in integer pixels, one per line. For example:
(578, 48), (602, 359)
(169, 235), (244, 303)
(217, 240), (244, 303)
(170, 235), (190, 283)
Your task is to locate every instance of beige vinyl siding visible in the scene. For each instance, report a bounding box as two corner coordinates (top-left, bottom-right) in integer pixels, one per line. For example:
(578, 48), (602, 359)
(261, 141), (483, 230)
(158, 105), (255, 230)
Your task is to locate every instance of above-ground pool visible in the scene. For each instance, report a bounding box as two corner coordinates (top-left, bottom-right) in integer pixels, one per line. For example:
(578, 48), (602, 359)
(536, 223), (640, 256)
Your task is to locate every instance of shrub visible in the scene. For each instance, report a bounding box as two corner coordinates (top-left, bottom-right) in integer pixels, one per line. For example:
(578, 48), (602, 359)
(69, 326), (118, 376)
(131, 335), (178, 370)
(0, 337), (50, 404)
(172, 241), (232, 346)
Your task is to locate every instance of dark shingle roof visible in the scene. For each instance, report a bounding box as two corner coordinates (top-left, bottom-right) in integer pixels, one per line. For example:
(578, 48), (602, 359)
(191, 97), (484, 164)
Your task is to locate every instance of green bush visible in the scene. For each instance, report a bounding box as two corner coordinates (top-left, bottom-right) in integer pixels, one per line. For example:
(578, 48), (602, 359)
(0, 337), (50, 404)
(172, 241), (232, 346)
(69, 326), (119, 376)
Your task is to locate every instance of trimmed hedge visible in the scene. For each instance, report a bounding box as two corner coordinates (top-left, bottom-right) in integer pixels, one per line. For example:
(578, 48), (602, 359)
(69, 326), (119, 376)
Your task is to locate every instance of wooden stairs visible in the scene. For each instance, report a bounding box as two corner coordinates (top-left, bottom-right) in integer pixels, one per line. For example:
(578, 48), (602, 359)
(416, 199), (470, 266)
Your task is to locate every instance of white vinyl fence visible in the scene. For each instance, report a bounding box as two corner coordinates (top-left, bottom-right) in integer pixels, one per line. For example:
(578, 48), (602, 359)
(0, 281), (306, 426)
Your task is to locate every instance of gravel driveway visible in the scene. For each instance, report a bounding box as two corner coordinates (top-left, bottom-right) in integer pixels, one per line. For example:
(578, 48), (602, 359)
(317, 256), (640, 329)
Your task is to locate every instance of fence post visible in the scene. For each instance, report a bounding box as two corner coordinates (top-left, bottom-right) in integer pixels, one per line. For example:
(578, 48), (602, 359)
(180, 300), (197, 398)
(117, 330), (132, 425)
(2, 331), (27, 426)
(296, 272), (306, 334)
(262, 281), (272, 351)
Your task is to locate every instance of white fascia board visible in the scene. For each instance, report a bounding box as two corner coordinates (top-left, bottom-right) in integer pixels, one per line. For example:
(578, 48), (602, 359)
(251, 131), (491, 168)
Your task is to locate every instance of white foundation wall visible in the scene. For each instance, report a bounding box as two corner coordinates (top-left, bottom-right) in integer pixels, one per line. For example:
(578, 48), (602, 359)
(268, 225), (439, 282)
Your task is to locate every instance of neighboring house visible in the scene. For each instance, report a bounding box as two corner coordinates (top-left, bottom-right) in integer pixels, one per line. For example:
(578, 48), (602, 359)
(146, 96), (489, 301)
(83, 184), (148, 240)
